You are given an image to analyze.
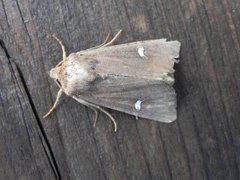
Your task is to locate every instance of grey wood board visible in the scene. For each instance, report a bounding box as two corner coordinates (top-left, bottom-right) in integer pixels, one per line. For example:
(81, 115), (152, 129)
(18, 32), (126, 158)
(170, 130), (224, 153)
(0, 0), (239, 179)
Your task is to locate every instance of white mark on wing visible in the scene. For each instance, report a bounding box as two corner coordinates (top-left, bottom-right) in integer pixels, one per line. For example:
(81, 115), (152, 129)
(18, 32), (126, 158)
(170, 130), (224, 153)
(134, 100), (143, 111)
(137, 46), (145, 57)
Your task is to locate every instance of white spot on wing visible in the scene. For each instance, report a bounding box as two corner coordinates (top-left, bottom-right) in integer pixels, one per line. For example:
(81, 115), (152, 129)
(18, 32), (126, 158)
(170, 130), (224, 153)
(137, 46), (145, 57)
(134, 100), (143, 111)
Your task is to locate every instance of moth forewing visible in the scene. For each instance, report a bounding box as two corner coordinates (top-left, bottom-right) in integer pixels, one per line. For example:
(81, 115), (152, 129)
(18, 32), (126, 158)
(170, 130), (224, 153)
(78, 39), (180, 83)
(44, 31), (180, 131)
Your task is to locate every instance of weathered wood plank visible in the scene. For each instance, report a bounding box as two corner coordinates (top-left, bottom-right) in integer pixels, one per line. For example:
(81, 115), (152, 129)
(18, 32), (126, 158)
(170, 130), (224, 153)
(0, 0), (239, 179)
(0, 46), (59, 179)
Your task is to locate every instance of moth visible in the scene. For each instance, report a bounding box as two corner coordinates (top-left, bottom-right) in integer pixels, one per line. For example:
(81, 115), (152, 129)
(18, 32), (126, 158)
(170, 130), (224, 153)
(44, 30), (181, 132)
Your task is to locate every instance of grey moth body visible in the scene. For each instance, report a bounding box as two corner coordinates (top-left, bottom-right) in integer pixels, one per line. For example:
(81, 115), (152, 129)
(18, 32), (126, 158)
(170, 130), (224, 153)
(48, 38), (180, 123)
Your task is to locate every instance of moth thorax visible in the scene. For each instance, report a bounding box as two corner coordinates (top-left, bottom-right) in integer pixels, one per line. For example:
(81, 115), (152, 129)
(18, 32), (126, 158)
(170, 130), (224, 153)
(63, 60), (96, 95)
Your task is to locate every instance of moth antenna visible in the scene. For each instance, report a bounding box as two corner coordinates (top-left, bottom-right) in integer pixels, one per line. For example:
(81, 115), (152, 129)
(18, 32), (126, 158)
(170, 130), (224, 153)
(43, 89), (63, 118)
(72, 97), (117, 132)
(86, 31), (111, 50)
(101, 29), (122, 48)
(52, 35), (67, 60)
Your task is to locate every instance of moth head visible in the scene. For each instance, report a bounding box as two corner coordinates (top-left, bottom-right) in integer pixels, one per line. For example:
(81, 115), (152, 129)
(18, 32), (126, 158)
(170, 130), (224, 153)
(49, 60), (63, 78)
(49, 60), (64, 87)
(49, 67), (59, 79)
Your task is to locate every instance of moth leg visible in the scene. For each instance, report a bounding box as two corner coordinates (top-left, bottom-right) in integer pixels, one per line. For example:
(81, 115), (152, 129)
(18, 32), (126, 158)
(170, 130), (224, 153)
(88, 106), (99, 127)
(88, 104), (117, 132)
(95, 106), (117, 132)
(72, 97), (117, 132)
(43, 89), (63, 118)
(93, 110), (99, 127)
(51, 35), (67, 60)
(101, 29), (122, 48)
(86, 31), (111, 50)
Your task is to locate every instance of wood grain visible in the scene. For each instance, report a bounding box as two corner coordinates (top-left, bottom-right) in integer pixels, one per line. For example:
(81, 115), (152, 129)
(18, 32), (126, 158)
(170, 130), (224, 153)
(0, 0), (239, 179)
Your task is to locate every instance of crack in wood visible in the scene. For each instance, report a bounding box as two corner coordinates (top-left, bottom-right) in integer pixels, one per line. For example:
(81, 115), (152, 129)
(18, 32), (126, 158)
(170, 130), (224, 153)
(10, 60), (62, 180)
(0, 43), (62, 179)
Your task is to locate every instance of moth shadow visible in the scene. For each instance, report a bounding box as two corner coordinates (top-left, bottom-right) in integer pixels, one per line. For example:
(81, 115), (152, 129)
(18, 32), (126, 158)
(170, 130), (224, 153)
(173, 63), (187, 109)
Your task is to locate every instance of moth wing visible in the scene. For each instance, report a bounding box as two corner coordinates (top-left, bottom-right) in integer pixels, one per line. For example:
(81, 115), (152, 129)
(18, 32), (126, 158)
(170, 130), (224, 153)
(79, 39), (180, 83)
(72, 39), (180, 122)
(74, 76), (177, 122)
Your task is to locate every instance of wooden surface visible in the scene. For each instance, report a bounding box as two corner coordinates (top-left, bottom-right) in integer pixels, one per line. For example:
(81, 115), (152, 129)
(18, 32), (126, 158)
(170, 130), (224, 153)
(0, 0), (239, 179)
